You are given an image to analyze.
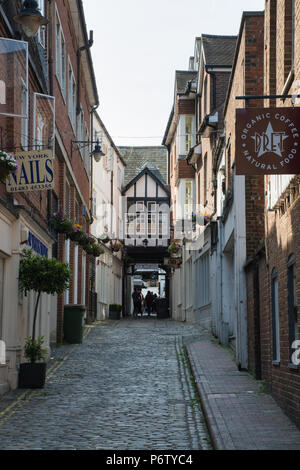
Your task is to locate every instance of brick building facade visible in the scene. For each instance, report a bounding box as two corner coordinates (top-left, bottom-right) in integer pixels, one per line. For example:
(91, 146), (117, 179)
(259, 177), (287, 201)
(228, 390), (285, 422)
(258, 0), (300, 426)
(0, 0), (98, 394)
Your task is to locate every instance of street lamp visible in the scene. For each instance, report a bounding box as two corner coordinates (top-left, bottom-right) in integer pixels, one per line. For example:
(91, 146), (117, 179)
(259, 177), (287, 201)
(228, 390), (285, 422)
(71, 139), (105, 162)
(14, 0), (49, 38)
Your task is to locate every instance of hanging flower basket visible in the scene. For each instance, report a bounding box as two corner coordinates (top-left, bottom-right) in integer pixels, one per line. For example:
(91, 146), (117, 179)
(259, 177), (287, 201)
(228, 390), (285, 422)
(80, 233), (97, 248)
(0, 151), (19, 182)
(68, 225), (86, 243)
(168, 241), (182, 258)
(98, 233), (111, 244)
(110, 240), (123, 253)
(91, 244), (105, 257)
(49, 212), (75, 235)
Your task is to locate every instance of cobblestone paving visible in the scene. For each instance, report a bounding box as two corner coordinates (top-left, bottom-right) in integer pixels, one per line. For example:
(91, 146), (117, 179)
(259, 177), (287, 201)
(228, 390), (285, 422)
(0, 318), (212, 450)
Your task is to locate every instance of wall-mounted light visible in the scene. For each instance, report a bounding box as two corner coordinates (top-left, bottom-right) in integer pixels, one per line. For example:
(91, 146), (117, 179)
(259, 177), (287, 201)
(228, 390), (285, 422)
(71, 139), (105, 162)
(14, 0), (49, 38)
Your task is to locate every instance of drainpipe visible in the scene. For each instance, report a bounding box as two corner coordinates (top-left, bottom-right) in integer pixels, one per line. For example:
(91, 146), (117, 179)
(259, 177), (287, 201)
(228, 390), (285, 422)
(48, 0), (53, 96)
(77, 30), (94, 115)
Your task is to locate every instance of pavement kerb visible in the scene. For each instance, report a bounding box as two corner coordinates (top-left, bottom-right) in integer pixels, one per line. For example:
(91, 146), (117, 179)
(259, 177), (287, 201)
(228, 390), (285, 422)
(186, 343), (229, 451)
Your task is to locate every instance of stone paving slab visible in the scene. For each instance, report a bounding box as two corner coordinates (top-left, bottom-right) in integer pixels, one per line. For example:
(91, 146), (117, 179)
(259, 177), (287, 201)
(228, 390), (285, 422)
(186, 335), (300, 450)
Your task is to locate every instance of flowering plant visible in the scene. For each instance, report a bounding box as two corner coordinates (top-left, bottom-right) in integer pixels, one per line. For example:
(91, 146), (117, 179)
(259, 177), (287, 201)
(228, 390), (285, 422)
(49, 212), (74, 235)
(0, 151), (19, 182)
(68, 224), (86, 243)
(79, 233), (97, 248)
(168, 241), (182, 254)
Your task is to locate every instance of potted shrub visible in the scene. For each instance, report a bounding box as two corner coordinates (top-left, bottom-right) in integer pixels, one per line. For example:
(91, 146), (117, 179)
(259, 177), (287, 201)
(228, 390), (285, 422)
(168, 241), (182, 258)
(18, 249), (72, 389)
(0, 150), (19, 182)
(109, 304), (122, 320)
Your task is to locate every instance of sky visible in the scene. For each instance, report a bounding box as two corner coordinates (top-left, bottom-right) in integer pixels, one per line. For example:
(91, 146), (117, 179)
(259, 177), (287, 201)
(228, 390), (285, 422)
(83, 0), (265, 147)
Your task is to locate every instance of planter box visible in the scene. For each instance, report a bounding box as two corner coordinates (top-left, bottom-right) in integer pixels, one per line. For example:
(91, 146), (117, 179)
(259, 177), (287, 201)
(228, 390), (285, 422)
(109, 310), (121, 320)
(18, 363), (46, 389)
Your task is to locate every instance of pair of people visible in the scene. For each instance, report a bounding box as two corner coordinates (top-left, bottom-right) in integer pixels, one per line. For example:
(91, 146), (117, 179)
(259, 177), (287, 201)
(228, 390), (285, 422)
(145, 291), (158, 317)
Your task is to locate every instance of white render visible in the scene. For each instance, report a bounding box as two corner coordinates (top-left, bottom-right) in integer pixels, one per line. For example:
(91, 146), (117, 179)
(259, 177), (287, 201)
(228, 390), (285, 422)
(0, 207), (56, 395)
(91, 112), (125, 319)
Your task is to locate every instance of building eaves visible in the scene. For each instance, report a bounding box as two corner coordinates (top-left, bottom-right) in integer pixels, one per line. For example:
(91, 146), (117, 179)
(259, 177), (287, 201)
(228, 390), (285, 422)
(201, 34), (237, 68)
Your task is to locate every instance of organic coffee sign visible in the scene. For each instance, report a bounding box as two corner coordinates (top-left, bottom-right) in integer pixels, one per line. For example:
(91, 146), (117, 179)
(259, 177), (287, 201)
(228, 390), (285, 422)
(236, 108), (300, 175)
(6, 149), (54, 193)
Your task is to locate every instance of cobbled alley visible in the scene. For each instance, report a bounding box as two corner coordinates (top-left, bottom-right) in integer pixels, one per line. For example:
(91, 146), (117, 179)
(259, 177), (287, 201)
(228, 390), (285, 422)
(0, 319), (211, 450)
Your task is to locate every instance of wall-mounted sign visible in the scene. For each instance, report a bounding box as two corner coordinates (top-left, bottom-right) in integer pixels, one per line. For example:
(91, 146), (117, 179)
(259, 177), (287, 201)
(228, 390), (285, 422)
(27, 232), (48, 258)
(6, 149), (54, 193)
(236, 108), (300, 175)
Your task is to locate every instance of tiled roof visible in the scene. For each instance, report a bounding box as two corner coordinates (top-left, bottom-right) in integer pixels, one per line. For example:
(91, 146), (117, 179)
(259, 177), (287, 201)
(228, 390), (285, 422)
(202, 34), (237, 66)
(175, 71), (198, 94)
(118, 146), (168, 186)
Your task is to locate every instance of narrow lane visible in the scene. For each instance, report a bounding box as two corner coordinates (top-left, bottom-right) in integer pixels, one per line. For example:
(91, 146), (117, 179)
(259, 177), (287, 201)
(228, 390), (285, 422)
(0, 319), (211, 450)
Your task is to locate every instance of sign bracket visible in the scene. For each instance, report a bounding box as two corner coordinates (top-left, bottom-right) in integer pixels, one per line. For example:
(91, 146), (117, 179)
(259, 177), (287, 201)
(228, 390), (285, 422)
(236, 94), (300, 102)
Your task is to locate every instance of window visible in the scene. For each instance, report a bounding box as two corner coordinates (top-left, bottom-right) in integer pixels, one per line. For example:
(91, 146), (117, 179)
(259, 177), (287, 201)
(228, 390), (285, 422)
(0, 80), (5, 105)
(185, 116), (193, 153)
(37, 0), (46, 48)
(55, 8), (66, 97)
(77, 107), (83, 143)
(64, 239), (70, 304)
(204, 154), (208, 204)
(185, 180), (193, 219)
(195, 253), (210, 308)
(21, 79), (28, 149)
(68, 60), (76, 131)
(197, 173), (201, 206)
(288, 255), (298, 363)
(65, 180), (70, 218)
(136, 213), (146, 235)
(271, 269), (280, 362)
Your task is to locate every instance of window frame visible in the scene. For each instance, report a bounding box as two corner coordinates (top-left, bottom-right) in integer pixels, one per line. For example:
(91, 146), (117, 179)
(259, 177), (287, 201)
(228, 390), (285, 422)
(55, 5), (66, 100)
(271, 268), (280, 363)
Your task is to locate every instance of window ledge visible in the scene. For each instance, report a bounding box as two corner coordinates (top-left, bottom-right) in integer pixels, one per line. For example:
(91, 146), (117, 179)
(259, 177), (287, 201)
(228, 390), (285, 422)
(288, 363), (299, 370)
(272, 360), (280, 367)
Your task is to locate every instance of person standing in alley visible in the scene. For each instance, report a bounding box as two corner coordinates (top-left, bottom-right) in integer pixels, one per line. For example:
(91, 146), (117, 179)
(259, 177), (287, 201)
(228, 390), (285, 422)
(145, 291), (153, 317)
(132, 288), (141, 317)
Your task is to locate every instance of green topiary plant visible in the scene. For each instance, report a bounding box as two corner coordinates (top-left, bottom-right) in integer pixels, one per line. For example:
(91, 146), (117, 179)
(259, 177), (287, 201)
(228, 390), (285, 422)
(19, 249), (72, 362)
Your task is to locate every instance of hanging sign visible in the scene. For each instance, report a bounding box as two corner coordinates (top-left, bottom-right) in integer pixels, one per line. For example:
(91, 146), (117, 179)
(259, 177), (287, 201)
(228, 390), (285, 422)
(236, 108), (300, 175)
(6, 149), (54, 193)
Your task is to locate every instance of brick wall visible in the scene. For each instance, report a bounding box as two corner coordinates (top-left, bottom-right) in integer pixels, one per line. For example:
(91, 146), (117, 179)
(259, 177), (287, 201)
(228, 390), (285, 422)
(178, 99), (195, 115)
(224, 12), (266, 379)
(260, 0), (300, 427)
